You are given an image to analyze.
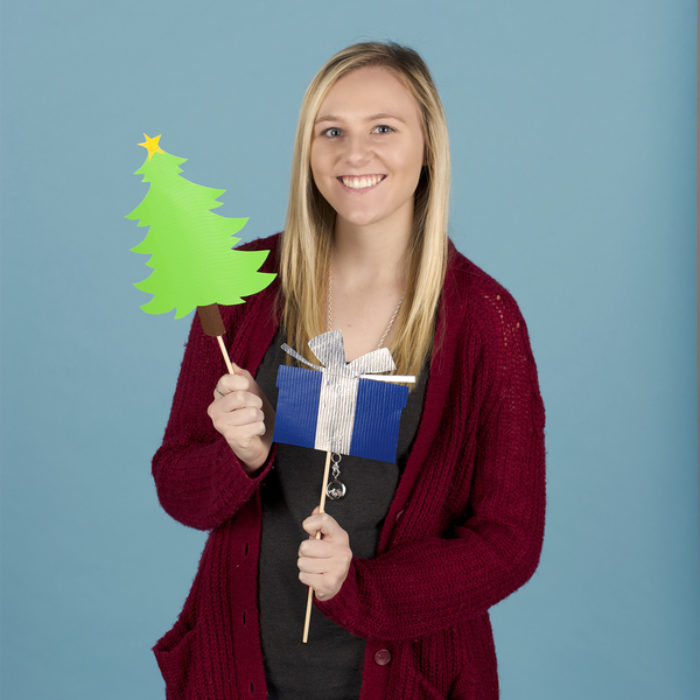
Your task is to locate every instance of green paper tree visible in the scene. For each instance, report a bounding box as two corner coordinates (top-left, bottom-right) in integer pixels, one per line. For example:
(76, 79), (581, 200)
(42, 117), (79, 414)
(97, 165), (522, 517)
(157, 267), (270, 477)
(126, 134), (275, 320)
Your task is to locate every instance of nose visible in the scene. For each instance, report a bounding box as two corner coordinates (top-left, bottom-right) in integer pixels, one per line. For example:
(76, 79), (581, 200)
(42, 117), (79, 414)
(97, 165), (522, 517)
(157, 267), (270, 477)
(343, 133), (372, 166)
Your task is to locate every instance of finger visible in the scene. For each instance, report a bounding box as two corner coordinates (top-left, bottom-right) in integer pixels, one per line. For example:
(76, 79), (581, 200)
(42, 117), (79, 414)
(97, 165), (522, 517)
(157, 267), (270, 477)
(298, 569), (332, 588)
(230, 420), (266, 442)
(231, 362), (252, 379)
(298, 570), (323, 590)
(217, 372), (255, 395)
(297, 572), (339, 601)
(221, 406), (265, 428)
(298, 539), (335, 559)
(218, 391), (263, 412)
(297, 557), (329, 574)
(302, 512), (343, 539)
(214, 373), (234, 396)
(208, 399), (265, 438)
(208, 395), (262, 426)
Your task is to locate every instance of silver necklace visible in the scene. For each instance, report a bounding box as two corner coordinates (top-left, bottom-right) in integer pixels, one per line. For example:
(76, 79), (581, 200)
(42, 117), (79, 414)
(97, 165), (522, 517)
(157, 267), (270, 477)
(325, 271), (403, 500)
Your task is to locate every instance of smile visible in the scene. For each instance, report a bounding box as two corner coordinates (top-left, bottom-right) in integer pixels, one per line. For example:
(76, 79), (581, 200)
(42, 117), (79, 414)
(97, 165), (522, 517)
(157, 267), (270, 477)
(337, 174), (386, 190)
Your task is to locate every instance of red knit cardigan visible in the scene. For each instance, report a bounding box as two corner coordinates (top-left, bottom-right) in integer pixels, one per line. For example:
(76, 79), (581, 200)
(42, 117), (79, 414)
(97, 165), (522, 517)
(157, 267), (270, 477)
(151, 233), (546, 700)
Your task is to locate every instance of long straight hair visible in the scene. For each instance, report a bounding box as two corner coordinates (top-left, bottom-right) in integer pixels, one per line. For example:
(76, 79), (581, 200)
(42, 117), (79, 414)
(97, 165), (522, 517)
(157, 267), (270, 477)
(280, 42), (450, 376)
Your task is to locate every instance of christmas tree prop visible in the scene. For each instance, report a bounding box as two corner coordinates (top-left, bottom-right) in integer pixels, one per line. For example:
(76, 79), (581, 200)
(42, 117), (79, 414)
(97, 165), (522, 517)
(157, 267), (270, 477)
(274, 330), (415, 642)
(126, 134), (276, 370)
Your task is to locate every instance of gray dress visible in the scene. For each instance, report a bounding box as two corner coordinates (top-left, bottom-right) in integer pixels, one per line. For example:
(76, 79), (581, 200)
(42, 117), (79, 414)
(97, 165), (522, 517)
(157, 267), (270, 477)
(255, 329), (429, 699)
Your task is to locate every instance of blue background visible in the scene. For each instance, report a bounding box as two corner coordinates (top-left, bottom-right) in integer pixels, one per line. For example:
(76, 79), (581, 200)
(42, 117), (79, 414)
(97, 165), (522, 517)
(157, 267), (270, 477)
(1, 1), (698, 698)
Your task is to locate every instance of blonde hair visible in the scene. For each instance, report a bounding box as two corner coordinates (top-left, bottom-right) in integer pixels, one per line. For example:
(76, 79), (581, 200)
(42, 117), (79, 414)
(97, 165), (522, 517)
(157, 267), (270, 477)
(280, 42), (450, 377)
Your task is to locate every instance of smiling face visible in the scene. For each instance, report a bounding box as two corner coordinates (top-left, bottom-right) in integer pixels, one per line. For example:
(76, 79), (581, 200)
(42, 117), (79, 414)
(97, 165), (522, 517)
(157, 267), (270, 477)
(309, 66), (425, 236)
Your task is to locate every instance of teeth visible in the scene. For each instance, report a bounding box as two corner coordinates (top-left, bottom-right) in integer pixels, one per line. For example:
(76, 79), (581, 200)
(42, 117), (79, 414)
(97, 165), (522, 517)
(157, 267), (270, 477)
(341, 175), (384, 189)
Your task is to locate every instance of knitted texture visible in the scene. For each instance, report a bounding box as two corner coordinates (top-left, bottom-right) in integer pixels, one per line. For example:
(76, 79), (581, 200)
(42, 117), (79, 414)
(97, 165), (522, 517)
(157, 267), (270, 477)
(151, 233), (546, 699)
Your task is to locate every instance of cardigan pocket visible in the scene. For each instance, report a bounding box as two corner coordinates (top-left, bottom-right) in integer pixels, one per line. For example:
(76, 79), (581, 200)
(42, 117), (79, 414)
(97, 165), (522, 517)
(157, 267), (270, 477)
(399, 664), (446, 699)
(153, 616), (198, 699)
(404, 633), (478, 700)
(403, 664), (476, 700)
(448, 664), (477, 700)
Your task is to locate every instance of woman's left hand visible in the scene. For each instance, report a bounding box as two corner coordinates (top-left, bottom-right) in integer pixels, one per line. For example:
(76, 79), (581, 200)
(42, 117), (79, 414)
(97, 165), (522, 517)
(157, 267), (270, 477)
(298, 507), (353, 601)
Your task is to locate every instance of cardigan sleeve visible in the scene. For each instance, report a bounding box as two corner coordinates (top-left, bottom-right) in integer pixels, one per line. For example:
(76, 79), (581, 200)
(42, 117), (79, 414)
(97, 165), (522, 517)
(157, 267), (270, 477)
(315, 288), (546, 641)
(151, 311), (274, 531)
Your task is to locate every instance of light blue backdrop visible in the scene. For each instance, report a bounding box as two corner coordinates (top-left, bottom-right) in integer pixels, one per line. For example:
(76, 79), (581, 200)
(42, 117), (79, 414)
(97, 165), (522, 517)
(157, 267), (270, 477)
(1, 1), (697, 698)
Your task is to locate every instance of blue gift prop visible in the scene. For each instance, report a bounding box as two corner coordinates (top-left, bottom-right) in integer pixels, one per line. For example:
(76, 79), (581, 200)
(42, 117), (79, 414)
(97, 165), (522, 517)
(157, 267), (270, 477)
(273, 331), (410, 463)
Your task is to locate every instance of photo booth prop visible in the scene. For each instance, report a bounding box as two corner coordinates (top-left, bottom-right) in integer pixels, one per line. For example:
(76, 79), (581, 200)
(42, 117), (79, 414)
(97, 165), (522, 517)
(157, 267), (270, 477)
(126, 133), (276, 369)
(274, 330), (409, 463)
(272, 330), (414, 642)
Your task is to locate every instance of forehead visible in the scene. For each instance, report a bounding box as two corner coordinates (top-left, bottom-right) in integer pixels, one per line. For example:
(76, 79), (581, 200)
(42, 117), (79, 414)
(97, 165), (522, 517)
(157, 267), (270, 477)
(316, 66), (421, 123)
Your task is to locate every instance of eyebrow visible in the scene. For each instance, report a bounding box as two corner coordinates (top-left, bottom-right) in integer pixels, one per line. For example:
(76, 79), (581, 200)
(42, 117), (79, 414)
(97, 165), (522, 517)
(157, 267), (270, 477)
(315, 112), (407, 124)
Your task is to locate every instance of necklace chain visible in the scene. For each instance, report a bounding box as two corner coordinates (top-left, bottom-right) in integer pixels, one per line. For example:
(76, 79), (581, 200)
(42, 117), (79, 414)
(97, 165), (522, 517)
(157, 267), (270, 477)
(325, 270), (403, 501)
(327, 270), (403, 350)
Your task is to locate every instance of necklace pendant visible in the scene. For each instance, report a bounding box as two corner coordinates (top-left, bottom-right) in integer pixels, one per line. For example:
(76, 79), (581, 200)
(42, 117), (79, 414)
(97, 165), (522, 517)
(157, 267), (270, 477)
(326, 480), (347, 500)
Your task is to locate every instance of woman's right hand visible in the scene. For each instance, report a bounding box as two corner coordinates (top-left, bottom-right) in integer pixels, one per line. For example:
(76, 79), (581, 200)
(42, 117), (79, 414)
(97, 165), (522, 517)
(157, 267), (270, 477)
(207, 363), (274, 474)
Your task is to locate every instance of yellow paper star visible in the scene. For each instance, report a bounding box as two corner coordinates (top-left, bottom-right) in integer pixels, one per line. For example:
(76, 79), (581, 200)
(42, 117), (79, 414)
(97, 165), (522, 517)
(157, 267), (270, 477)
(138, 133), (165, 160)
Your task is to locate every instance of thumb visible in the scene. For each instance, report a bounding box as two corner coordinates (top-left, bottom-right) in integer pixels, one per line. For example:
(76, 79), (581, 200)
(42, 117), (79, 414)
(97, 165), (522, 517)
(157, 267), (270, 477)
(231, 362), (249, 377)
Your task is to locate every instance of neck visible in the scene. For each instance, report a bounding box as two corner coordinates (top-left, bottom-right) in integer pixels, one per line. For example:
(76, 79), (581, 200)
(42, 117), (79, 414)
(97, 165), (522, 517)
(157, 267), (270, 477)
(332, 215), (412, 284)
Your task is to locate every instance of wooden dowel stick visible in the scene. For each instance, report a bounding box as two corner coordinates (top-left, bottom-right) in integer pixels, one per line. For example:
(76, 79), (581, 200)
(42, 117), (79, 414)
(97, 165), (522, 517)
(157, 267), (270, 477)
(302, 450), (333, 644)
(317, 450), (332, 515)
(216, 335), (234, 374)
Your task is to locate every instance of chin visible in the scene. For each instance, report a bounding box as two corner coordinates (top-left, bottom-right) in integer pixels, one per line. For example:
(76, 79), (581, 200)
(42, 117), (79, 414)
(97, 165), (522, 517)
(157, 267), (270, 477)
(336, 211), (385, 229)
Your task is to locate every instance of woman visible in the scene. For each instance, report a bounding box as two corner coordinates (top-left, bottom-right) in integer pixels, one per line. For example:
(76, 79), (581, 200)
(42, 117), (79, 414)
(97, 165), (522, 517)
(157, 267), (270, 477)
(152, 42), (545, 699)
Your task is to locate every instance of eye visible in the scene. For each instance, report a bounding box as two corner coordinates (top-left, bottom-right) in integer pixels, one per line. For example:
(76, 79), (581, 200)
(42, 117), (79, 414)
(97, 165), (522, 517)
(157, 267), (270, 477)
(373, 124), (394, 134)
(322, 127), (342, 138)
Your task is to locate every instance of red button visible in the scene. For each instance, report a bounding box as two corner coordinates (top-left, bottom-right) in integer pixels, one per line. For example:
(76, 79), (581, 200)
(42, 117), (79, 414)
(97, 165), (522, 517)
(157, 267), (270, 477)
(374, 649), (391, 666)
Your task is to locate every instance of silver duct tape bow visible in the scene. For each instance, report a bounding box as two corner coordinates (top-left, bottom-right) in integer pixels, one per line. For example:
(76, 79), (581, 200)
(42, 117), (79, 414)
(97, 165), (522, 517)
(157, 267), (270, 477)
(281, 330), (397, 455)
